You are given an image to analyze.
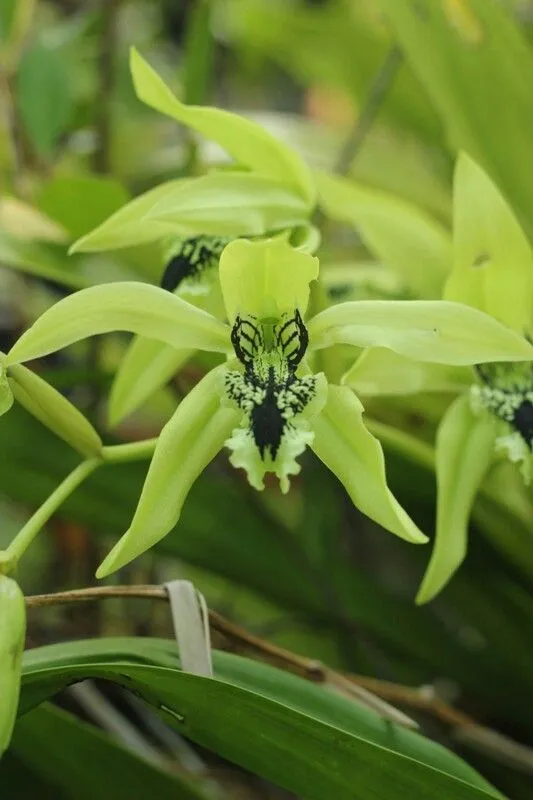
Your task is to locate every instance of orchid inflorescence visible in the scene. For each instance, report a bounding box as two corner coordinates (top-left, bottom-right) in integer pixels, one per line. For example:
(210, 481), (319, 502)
(1, 49), (532, 609)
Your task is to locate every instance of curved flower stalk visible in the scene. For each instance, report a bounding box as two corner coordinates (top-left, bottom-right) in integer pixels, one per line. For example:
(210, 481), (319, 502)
(6, 236), (533, 578)
(339, 153), (533, 603)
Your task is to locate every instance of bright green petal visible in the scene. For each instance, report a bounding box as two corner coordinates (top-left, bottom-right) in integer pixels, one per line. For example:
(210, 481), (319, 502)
(8, 364), (102, 457)
(108, 339), (192, 427)
(321, 263), (404, 303)
(308, 299), (533, 364)
(416, 395), (497, 604)
(445, 152), (533, 332)
(130, 47), (315, 205)
(0, 576), (25, 754)
(316, 171), (451, 298)
(311, 384), (427, 544)
(342, 348), (469, 396)
(145, 172), (310, 236)
(220, 237), (318, 323)
(70, 179), (192, 253)
(97, 367), (239, 577)
(6, 282), (230, 365)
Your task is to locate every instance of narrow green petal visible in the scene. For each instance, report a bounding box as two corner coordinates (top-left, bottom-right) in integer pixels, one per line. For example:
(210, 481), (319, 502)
(220, 237), (318, 323)
(0, 576), (25, 754)
(311, 385), (427, 544)
(0, 355), (14, 417)
(316, 170), (451, 298)
(108, 339), (192, 427)
(8, 364), (102, 457)
(342, 348), (469, 396)
(69, 179), (191, 254)
(145, 172), (310, 236)
(416, 395), (497, 604)
(97, 367), (239, 577)
(445, 152), (533, 332)
(308, 299), (533, 364)
(130, 47), (315, 205)
(6, 282), (230, 365)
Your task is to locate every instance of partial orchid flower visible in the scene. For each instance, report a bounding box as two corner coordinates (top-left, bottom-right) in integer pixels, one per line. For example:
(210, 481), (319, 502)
(324, 155), (533, 603)
(6, 234), (533, 578)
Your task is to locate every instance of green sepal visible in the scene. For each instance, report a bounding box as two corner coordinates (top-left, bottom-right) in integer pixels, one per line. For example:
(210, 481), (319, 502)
(311, 385), (427, 544)
(6, 282), (230, 366)
(315, 171), (451, 298)
(416, 395), (497, 604)
(145, 172), (311, 237)
(130, 47), (316, 206)
(308, 299), (533, 364)
(8, 364), (102, 457)
(220, 237), (319, 323)
(97, 367), (239, 577)
(445, 152), (533, 333)
(0, 575), (25, 754)
(343, 348), (469, 396)
(108, 339), (192, 427)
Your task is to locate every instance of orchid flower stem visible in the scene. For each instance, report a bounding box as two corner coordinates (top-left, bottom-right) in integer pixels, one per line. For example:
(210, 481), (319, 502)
(1, 438), (159, 571)
(3, 458), (100, 570)
(101, 438), (158, 463)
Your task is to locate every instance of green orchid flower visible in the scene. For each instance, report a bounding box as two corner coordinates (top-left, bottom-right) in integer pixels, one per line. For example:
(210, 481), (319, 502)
(6, 236), (533, 578)
(330, 154), (533, 603)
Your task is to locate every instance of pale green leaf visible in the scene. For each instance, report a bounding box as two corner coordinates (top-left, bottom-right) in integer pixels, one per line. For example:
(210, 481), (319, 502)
(0, 576), (25, 754)
(312, 384), (427, 544)
(16, 39), (72, 156)
(0, 231), (87, 290)
(97, 367), (239, 577)
(316, 171), (451, 298)
(417, 395), (497, 604)
(445, 152), (533, 332)
(7, 364), (102, 457)
(377, 0), (533, 238)
(6, 283), (230, 366)
(145, 171), (311, 236)
(220, 236), (318, 322)
(343, 348), (470, 396)
(130, 48), (315, 204)
(37, 176), (129, 240)
(109, 338), (192, 427)
(308, 300), (533, 364)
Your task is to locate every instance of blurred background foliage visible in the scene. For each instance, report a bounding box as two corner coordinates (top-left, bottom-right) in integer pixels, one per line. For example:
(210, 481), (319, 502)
(2, 0), (533, 798)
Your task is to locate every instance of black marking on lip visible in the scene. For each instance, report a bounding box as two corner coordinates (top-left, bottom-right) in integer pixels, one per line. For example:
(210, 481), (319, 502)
(227, 311), (314, 460)
(160, 236), (230, 292)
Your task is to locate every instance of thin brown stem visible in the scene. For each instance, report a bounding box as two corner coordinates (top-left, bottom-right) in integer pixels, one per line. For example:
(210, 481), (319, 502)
(334, 45), (403, 176)
(93, 0), (121, 174)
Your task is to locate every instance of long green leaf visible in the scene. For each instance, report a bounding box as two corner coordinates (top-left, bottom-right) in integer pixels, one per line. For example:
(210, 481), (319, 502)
(10, 703), (209, 799)
(377, 0), (533, 237)
(20, 638), (501, 800)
